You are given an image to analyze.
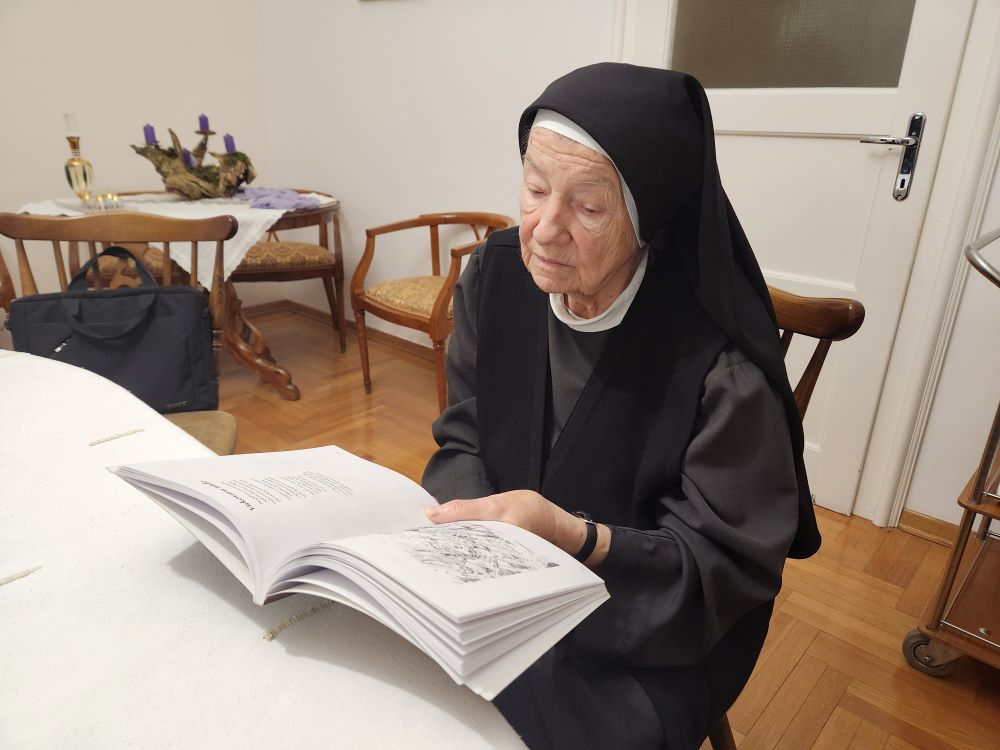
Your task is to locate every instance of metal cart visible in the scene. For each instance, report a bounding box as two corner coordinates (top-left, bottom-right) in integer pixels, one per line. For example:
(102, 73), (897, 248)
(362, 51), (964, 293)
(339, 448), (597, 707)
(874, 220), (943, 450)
(903, 228), (1000, 677)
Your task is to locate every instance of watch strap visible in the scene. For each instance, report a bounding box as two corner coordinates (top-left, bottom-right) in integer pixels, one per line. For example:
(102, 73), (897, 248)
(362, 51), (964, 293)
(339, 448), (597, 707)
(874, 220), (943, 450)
(573, 512), (598, 562)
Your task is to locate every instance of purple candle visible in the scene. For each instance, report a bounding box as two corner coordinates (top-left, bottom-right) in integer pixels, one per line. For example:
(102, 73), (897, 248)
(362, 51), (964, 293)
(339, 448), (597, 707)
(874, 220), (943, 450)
(182, 148), (193, 167)
(223, 133), (236, 154)
(198, 113), (209, 132)
(143, 123), (156, 145)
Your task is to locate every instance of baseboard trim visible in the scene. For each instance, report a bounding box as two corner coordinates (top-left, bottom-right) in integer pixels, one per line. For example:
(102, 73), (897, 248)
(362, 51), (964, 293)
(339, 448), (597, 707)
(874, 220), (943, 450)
(898, 509), (959, 547)
(241, 298), (435, 363)
(240, 299), (293, 318)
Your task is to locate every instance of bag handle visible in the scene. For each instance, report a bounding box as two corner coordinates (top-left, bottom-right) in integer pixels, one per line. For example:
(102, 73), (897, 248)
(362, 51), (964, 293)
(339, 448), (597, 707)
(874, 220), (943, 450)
(67, 245), (159, 291)
(59, 293), (157, 340)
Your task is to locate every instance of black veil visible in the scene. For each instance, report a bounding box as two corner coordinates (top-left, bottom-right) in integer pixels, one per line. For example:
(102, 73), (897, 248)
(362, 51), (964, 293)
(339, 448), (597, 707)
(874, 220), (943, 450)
(518, 63), (820, 558)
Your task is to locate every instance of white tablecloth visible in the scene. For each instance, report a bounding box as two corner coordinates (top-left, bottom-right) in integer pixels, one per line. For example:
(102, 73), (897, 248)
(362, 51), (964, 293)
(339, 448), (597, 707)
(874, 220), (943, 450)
(18, 193), (336, 290)
(0, 351), (524, 749)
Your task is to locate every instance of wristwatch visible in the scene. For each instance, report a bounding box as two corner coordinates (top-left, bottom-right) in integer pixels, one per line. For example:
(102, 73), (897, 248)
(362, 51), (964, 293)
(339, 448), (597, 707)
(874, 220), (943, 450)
(573, 511), (598, 562)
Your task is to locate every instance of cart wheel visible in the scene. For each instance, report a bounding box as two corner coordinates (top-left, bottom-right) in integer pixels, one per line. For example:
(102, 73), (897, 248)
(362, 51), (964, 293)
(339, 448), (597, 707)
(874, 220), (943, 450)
(902, 629), (958, 676)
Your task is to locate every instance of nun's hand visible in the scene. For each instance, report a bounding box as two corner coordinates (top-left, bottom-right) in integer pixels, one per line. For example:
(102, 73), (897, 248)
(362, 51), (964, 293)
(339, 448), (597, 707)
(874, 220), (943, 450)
(424, 490), (609, 565)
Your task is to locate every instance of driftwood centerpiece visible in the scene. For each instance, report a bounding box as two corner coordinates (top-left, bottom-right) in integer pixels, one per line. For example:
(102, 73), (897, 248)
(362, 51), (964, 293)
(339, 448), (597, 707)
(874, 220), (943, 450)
(131, 128), (256, 199)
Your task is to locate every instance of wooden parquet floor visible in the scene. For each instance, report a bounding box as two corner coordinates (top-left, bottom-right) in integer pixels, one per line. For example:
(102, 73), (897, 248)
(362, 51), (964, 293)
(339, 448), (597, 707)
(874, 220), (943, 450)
(220, 309), (1000, 750)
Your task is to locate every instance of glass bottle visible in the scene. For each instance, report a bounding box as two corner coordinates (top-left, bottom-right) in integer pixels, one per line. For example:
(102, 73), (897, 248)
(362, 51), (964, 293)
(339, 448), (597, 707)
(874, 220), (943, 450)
(64, 135), (94, 200)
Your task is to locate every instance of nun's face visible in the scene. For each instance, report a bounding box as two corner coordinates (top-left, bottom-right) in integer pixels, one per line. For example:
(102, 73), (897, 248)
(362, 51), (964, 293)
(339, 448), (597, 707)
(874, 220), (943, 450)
(519, 127), (640, 318)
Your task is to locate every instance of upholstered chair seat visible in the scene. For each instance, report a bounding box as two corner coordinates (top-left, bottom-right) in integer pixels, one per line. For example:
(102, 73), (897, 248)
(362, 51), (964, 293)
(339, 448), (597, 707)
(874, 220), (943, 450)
(228, 200), (347, 355)
(365, 276), (454, 319)
(164, 411), (238, 456)
(97, 246), (183, 282)
(240, 241), (336, 271)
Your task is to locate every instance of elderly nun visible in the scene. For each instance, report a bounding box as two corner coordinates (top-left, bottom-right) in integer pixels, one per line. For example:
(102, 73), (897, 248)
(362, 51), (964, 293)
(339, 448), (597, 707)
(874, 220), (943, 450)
(422, 62), (819, 750)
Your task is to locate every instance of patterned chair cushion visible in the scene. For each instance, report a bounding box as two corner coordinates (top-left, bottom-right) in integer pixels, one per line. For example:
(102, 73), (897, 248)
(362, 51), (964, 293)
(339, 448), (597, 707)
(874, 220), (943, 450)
(237, 241), (334, 271)
(366, 276), (453, 319)
(97, 246), (185, 287)
(164, 411), (238, 456)
(97, 246), (168, 274)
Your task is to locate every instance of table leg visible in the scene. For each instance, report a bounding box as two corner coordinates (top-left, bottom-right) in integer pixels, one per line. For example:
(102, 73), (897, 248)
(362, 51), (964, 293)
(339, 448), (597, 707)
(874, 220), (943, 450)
(222, 281), (301, 400)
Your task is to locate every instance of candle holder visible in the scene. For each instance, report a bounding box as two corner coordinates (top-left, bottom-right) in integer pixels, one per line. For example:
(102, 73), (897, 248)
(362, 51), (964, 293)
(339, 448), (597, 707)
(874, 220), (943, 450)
(131, 125), (256, 200)
(65, 135), (95, 200)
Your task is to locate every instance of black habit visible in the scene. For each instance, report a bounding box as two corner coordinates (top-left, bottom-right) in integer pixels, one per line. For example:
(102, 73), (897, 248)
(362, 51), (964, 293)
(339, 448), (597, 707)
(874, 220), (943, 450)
(422, 63), (819, 749)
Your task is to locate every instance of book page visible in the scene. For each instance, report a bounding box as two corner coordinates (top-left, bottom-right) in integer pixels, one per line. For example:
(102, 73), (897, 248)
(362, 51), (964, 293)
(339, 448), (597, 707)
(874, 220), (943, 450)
(112, 446), (433, 593)
(328, 521), (606, 622)
(462, 590), (609, 700)
(144, 493), (255, 593)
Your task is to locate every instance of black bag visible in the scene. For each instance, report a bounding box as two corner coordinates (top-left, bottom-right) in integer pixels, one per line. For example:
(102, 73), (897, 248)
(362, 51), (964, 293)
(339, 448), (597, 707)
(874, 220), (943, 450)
(8, 245), (218, 413)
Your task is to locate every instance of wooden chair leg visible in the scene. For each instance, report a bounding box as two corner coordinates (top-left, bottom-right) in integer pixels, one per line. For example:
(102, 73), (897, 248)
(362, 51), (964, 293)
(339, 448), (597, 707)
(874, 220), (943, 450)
(432, 339), (447, 413)
(708, 714), (737, 750)
(320, 275), (345, 354)
(334, 276), (347, 353)
(355, 311), (372, 394)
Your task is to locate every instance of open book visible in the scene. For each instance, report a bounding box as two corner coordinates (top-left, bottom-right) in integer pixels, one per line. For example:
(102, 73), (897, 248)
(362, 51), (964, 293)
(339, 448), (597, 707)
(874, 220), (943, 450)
(110, 445), (609, 700)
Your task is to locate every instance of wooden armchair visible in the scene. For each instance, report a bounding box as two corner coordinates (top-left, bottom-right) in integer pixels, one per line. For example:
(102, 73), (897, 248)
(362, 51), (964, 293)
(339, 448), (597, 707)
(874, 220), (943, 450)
(769, 285), (866, 418)
(706, 285), (864, 750)
(229, 192), (346, 354)
(350, 212), (515, 412)
(0, 211), (240, 455)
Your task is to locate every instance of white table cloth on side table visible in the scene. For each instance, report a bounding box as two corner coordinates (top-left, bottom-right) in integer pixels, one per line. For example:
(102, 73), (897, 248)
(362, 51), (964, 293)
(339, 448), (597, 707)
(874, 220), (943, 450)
(17, 193), (339, 289)
(0, 351), (524, 750)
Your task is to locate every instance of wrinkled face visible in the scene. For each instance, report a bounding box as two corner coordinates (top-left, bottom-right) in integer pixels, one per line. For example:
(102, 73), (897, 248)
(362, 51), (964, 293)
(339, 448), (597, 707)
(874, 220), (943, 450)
(519, 127), (639, 316)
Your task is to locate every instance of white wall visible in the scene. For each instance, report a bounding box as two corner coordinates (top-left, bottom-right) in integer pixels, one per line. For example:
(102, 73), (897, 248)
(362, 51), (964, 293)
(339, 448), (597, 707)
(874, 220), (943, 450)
(8, 1), (989, 526)
(903, 164), (1000, 524)
(250, 0), (618, 343)
(0, 0), (274, 306)
(0, 0), (619, 344)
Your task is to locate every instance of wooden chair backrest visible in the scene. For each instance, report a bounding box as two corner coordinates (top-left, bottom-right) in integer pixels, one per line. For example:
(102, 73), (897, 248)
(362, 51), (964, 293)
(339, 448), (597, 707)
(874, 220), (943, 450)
(357, 212), (513, 280)
(416, 212), (515, 276)
(0, 212), (238, 370)
(768, 285), (865, 418)
(0, 212), (237, 297)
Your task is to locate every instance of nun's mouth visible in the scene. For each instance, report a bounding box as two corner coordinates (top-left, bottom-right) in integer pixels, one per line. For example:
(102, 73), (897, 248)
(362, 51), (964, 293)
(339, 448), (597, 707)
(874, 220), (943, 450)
(533, 253), (571, 269)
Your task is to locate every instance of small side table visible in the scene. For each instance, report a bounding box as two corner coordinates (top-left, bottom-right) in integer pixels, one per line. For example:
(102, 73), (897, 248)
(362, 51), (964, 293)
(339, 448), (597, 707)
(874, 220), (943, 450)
(225, 191), (344, 400)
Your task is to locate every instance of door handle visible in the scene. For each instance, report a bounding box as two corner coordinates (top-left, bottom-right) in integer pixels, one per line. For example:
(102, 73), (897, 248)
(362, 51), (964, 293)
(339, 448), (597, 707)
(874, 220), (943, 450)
(859, 135), (917, 146)
(859, 113), (925, 201)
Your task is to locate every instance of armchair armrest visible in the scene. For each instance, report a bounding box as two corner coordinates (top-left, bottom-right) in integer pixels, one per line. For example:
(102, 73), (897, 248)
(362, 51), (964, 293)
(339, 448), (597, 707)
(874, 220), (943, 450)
(449, 238), (483, 261)
(365, 216), (437, 237)
(427, 239), (484, 338)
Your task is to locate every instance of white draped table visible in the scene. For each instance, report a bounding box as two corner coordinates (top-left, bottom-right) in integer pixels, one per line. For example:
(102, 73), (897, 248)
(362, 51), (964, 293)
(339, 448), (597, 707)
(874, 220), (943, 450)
(0, 352), (524, 749)
(18, 193), (337, 289)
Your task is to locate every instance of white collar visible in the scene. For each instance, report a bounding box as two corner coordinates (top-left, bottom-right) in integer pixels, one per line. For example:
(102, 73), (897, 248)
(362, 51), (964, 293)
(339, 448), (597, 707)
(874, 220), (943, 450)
(549, 246), (648, 332)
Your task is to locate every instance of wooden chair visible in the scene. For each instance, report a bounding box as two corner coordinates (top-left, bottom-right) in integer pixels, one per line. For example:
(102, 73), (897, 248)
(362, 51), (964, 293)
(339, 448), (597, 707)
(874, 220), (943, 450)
(228, 192), (346, 354)
(0, 212), (240, 455)
(350, 212), (515, 412)
(706, 285), (865, 750)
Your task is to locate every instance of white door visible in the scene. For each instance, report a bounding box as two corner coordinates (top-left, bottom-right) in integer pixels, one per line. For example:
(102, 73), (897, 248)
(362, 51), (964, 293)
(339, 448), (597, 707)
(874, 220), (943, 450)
(619, 0), (975, 514)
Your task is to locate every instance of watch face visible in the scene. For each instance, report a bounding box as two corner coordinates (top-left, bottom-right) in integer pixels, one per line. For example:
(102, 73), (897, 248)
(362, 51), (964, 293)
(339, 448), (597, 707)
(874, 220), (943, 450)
(573, 511), (594, 522)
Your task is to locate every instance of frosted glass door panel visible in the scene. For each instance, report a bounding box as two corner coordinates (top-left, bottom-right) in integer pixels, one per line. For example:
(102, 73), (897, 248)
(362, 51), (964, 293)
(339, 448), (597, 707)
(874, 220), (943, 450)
(672, 0), (916, 88)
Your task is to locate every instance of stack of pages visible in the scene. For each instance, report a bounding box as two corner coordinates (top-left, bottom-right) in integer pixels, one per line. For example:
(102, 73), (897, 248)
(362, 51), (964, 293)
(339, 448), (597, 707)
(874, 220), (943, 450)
(111, 445), (608, 699)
